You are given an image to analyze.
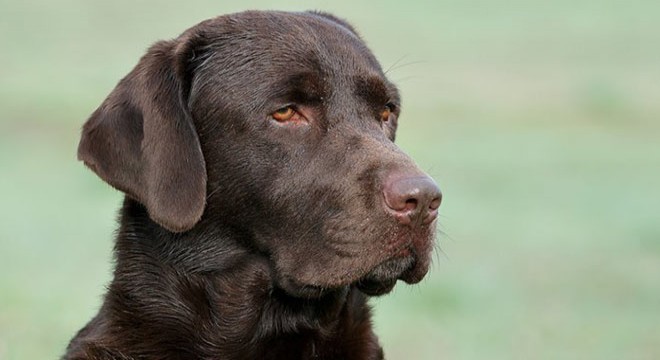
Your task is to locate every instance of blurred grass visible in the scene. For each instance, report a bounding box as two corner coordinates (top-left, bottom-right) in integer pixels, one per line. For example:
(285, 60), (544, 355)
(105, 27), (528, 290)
(1, 1), (659, 359)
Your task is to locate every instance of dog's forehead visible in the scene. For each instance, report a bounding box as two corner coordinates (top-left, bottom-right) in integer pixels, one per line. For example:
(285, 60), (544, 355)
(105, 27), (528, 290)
(196, 11), (382, 76)
(186, 11), (399, 113)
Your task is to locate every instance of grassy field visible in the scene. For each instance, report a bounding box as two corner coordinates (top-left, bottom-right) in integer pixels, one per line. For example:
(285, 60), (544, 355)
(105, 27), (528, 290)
(1, 1), (659, 359)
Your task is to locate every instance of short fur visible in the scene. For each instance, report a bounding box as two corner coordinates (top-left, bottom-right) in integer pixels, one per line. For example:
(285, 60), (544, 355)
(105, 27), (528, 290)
(65, 10), (439, 360)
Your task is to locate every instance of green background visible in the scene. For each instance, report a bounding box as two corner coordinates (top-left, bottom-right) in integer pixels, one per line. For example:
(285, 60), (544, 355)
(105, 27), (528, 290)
(1, 1), (659, 359)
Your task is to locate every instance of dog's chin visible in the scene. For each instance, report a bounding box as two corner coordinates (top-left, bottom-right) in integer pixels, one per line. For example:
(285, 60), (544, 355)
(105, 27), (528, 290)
(276, 243), (432, 299)
(355, 278), (398, 296)
(277, 257), (415, 299)
(355, 255), (421, 296)
(280, 253), (431, 299)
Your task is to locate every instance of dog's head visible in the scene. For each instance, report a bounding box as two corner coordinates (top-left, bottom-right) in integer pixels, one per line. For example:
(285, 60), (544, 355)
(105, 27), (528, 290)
(79, 11), (441, 298)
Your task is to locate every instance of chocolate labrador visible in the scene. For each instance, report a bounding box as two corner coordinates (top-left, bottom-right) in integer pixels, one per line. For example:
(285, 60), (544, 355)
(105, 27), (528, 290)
(64, 10), (441, 360)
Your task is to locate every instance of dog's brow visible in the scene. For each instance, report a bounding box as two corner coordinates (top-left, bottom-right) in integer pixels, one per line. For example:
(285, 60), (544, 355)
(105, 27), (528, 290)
(354, 76), (390, 106)
(278, 72), (326, 103)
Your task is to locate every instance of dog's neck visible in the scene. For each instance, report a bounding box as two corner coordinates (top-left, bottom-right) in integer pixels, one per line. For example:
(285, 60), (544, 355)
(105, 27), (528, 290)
(80, 197), (384, 359)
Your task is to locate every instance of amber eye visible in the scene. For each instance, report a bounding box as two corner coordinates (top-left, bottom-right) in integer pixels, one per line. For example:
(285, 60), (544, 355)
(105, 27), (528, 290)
(381, 103), (395, 122)
(272, 106), (296, 122)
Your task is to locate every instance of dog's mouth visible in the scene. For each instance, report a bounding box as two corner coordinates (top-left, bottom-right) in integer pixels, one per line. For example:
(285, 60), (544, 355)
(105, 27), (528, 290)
(280, 253), (425, 298)
(355, 247), (429, 296)
(352, 224), (435, 296)
(275, 225), (435, 299)
(354, 258), (408, 296)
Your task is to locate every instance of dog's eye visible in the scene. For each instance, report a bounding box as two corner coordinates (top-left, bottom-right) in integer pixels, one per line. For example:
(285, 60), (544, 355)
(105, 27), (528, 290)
(272, 106), (296, 122)
(380, 103), (396, 122)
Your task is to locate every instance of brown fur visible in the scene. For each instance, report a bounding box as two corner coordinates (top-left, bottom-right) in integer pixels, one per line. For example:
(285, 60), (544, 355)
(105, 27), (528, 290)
(65, 10), (440, 360)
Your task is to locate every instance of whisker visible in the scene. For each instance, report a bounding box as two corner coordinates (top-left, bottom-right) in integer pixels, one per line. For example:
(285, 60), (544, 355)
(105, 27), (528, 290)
(387, 60), (427, 73)
(384, 54), (410, 74)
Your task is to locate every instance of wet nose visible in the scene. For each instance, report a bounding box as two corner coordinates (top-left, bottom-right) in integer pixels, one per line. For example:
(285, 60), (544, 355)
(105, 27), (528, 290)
(383, 175), (442, 226)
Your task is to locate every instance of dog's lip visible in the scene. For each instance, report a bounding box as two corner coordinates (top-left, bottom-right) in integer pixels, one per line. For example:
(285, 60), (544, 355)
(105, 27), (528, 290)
(355, 278), (397, 296)
(277, 225), (434, 298)
(279, 252), (429, 298)
(354, 252), (421, 296)
(399, 257), (429, 284)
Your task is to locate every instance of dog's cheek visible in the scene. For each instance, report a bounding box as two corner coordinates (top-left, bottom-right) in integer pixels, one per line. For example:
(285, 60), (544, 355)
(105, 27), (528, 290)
(199, 132), (293, 231)
(270, 190), (395, 289)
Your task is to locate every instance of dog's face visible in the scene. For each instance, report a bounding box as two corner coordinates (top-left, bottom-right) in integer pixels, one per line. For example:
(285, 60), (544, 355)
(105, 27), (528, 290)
(78, 11), (441, 298)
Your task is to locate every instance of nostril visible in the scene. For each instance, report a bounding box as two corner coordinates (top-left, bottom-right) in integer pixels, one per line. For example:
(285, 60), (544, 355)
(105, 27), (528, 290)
(404, 198), (418, 211)
(429, 195), (441, 211)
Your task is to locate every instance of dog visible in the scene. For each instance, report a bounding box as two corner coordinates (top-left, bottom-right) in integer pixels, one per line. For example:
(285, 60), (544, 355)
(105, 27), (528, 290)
(64, 10), (441, 360)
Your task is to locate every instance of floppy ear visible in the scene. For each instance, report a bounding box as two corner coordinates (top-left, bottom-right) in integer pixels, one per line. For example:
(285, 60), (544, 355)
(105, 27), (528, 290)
(78, 39), (206, 233)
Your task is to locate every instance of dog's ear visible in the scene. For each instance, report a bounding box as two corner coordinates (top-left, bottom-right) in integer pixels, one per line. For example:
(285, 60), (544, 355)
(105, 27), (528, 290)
(78, 38), (206, 233)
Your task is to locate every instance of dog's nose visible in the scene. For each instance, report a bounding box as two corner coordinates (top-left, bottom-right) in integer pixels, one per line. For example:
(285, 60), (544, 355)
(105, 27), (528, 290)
(383, 175), (441, 226)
